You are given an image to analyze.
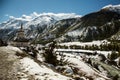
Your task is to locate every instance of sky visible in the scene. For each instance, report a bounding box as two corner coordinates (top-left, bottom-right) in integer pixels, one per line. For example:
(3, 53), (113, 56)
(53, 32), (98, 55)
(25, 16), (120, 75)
(0, 0), (120, 22)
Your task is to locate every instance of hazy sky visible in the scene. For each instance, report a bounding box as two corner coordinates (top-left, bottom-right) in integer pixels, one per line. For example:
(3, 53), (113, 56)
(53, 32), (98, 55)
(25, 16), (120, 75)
(0, 0), (120, 22)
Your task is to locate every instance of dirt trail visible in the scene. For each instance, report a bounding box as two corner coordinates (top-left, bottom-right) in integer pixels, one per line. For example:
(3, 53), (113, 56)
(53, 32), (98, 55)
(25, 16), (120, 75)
(0, 47), (21, 80)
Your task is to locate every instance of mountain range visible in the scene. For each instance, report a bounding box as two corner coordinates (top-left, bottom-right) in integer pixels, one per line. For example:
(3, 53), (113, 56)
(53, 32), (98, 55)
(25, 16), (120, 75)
(0, 4), (120, 43)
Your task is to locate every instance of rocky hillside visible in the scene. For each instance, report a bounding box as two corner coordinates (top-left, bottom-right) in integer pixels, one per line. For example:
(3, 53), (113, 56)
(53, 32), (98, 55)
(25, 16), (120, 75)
(37, 4), (120, 43)
(64, 9), (120, 42)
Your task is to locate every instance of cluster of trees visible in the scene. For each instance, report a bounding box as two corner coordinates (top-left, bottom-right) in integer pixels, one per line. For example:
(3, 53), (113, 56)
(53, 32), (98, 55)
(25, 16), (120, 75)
(43, 41), (68, 66)
(107, 51), (120, 61)
(57, 42), (120, 52)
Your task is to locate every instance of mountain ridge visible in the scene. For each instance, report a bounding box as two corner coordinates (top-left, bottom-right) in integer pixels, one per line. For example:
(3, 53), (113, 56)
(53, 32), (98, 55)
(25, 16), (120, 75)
(0, 4), (120, 43)
(0, 13), (81, 41)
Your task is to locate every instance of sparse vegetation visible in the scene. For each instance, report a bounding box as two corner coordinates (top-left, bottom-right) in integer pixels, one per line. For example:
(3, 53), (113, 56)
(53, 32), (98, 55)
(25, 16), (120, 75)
(107, 51), (119, 61)
(0, 39), (8, 46)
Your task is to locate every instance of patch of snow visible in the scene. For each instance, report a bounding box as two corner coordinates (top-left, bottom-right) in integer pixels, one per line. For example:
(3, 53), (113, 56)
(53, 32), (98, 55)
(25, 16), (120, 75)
(67, 29), (84, 37)
(57, 52), (109, 80)
(7, 46), (22, 52)
(20, 57), (71, 80)
(1, 46), (23, 53)
(55, 49), (111, 57)
(37, 53), (44, 62)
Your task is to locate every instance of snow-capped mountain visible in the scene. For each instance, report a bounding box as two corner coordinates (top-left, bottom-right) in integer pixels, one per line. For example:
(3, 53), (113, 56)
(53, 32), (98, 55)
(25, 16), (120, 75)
(102, 4), (120, 14)
(0, 12), (80, 40)
(0, 17), (29, 29)
(0, 12), (80, 29)
(36, 4), (120, 43)
(0, 4), (120, 43)
(24, 12), (80, 30)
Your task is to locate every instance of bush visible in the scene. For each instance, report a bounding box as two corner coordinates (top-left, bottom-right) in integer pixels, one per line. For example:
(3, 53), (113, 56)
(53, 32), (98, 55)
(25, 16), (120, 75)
(0, 39), (8, 46)
(108, 51), (119, 61)
(43, 41), (58, 66)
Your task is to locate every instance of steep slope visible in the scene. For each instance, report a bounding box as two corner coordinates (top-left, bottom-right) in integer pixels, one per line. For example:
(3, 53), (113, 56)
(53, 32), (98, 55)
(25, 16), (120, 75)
(65, 10), (120, 42)
(35, 18), (80, 43)
(37, 4), (120, 43)
(67, 4), (120, 42)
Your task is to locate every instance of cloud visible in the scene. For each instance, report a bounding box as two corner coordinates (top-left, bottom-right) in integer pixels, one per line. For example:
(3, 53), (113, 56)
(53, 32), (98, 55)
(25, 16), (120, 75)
(8, 16), (15, 19)
(5, 14), (15, 19)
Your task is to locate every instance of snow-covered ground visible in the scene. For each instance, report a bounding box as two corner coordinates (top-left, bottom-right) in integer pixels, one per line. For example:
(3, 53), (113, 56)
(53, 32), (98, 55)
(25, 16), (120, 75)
(19, 57), (72, 80)
(55, 49), (111, 57)
(0, 44), (119, 80)
(14, 45), (110, 80)
(1, 45), (23, 53)
(0, 46), (73, 80)
(56, 52), (110, 80)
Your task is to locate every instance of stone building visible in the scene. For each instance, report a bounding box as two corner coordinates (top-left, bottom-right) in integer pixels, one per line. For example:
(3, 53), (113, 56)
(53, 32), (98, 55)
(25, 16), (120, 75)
(11, 24), (29, 47)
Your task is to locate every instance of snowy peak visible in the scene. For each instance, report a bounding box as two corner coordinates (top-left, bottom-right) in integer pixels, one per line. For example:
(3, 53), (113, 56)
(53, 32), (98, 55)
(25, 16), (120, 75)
(0, 12), (81, 40)
(0, 12), (81, 29)
(24, 12), (81, 29)
(0, 18), (29, 29)
(102, 4), (120, 14)
(9, 12), (81, 22)
(102, 4), (120, 9)
(37, 13), (81, 20)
